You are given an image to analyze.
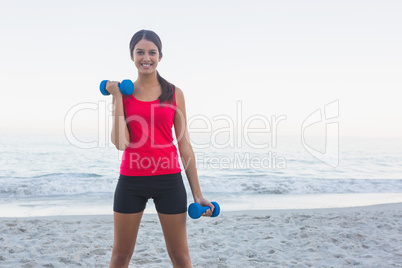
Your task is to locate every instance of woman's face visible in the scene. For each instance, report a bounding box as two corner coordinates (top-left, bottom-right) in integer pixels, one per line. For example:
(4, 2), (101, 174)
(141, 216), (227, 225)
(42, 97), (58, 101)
(131, 39), (161, 75)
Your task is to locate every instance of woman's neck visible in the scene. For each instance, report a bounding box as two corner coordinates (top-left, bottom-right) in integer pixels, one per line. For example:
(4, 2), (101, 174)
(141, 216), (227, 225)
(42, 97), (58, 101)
(136, 71), (159, 87)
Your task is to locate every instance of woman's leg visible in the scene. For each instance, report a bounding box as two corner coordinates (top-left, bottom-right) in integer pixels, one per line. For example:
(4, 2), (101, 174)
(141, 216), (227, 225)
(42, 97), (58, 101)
(110, 211), (144, 268)
(158, 212), (192, 268)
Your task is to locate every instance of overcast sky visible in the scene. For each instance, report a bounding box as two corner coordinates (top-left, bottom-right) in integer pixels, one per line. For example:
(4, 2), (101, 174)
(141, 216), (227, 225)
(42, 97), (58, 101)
(1, 0), (401, 139)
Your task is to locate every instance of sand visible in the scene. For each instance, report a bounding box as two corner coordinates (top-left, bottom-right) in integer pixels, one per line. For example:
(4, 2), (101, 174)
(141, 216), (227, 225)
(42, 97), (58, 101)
(1, 203), (401, 267)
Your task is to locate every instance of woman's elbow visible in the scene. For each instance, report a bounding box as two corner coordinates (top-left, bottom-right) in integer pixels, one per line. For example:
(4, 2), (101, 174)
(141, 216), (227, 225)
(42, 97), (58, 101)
(116, 144), (127, 151)
(178, 142), (193, 157)
(111, 138), (127, 151)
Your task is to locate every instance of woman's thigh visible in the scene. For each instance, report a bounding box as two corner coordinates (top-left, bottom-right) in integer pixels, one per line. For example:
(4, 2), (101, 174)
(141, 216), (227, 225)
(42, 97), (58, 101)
(112, 211), (144, 255)
(157, 212), (189, 256)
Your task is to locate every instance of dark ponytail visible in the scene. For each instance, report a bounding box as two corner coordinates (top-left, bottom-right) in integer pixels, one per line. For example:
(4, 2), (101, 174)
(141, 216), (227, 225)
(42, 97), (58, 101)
(156, 71), (175, 105)
(129, 29), (175, 105)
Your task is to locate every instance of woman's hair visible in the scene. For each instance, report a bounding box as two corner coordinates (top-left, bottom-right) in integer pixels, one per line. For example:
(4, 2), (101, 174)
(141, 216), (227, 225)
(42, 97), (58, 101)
(129, 29), (175, 105)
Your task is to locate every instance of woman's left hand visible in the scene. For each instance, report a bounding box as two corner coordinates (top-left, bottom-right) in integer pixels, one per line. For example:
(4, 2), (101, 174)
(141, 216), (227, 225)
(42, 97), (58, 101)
(194, 197), (215, 217)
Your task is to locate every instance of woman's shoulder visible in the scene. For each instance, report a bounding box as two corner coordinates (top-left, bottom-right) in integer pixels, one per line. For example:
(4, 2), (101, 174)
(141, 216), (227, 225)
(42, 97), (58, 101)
(174, 86), (184, 99)
(174, 86), (183, 95)
(174, 86), (185, 107)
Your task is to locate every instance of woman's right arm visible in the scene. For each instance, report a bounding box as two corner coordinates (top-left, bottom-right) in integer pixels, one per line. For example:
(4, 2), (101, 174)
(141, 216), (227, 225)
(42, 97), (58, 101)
(108, 81), (130, 151)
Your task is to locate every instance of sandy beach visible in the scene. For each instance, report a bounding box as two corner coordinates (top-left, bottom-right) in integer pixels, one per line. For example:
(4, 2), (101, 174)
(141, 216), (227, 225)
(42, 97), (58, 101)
(1, 203), (401, 267)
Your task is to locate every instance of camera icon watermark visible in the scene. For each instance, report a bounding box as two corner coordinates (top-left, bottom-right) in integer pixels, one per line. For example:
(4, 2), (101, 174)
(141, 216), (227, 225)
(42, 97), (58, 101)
(301, 100), (339, 168)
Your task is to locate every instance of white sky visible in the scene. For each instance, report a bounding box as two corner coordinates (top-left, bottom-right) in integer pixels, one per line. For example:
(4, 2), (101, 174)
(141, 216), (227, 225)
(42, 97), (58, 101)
(1, 0), (401, 139)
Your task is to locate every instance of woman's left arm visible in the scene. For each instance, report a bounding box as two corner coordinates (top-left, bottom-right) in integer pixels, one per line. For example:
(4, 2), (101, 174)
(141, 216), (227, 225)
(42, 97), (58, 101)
(174, 87), (214, 216)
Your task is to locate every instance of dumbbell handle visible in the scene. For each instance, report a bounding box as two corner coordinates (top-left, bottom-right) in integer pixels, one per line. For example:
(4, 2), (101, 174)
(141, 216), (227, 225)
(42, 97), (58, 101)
(197, 206), (210, 214)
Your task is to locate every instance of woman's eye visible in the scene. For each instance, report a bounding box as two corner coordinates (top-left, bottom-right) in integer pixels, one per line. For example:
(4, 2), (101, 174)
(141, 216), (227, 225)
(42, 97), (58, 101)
(137, 51), (156, 55)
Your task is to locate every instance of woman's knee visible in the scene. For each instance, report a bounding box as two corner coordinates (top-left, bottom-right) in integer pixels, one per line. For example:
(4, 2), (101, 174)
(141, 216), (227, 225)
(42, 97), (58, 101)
(110, 251), (133, 267)
(169, 251), (191, 267)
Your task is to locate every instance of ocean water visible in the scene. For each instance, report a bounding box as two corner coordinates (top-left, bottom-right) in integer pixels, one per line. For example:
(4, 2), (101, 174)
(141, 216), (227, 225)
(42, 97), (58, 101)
(0, 133), (401, 217)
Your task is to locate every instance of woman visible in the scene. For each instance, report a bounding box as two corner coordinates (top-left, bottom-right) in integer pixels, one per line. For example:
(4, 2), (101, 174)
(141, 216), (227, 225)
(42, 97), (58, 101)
(107, 29), (214, 268)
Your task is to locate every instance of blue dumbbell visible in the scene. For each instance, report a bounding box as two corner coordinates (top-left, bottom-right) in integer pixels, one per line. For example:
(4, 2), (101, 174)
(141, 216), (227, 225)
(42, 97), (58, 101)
(100, 79), (134, 96)
(188, 202), (220, 219)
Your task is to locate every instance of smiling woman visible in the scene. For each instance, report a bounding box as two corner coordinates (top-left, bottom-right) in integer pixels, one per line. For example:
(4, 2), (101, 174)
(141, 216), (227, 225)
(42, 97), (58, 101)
(107, 29), (215, 268)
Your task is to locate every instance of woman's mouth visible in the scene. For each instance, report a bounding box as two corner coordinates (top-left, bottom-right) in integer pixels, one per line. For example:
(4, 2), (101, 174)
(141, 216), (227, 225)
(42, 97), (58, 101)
(141, 63), (152, 69)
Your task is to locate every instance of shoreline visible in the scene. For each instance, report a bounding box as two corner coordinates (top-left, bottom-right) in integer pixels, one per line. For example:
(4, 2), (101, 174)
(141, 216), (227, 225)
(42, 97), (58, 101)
(1, 201), (401, 220)
(2, 192), (402, 219)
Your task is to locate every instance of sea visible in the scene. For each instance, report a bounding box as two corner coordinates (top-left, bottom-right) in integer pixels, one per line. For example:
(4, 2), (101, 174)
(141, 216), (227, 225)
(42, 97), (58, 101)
(0, 133), (401, 217)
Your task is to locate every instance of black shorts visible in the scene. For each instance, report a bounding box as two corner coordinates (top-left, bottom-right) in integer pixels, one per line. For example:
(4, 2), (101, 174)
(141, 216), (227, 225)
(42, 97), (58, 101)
(113, 172), (187, 214)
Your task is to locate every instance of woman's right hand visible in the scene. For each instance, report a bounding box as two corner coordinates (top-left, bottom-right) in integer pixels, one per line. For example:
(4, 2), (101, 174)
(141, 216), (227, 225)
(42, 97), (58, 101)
(105, 81), (121, 96)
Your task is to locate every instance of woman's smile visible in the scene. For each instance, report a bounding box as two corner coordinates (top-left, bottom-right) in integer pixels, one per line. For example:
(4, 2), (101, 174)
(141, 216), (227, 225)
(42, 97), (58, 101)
(141, 63), (152, 69)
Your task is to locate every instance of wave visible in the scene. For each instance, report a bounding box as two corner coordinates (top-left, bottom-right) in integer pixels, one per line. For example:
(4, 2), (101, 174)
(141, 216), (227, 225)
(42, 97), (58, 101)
(196, 176), (402, 195)
(0, 172), (114, 197)
(32, 172), (103, 179)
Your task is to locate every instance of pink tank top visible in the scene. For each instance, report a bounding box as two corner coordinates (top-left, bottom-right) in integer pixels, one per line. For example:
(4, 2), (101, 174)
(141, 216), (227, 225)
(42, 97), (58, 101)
(120, 89), (181, 176)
